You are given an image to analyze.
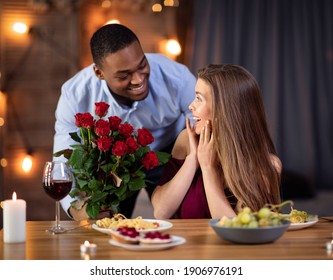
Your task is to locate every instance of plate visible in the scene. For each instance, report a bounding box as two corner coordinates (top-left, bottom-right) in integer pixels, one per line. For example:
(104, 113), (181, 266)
(92, 219), (173, 234)
(108, 235), (186, 251)
(287, 216), (318, 231)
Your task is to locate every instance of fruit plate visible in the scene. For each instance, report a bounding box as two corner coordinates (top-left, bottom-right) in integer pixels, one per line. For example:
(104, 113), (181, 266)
(92, 219), (173, 234)
(287, 216), (319, 231)
(209, 218), (290, 244)
(108, 235), (186, 251)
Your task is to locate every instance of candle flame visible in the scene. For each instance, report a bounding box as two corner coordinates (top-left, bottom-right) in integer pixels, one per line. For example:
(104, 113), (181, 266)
(84, 240), (90, 246)
(12, 192), (17, 200)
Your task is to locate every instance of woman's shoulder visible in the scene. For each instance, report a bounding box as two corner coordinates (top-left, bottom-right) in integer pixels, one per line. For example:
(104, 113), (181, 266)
(171, 129), (189, 159)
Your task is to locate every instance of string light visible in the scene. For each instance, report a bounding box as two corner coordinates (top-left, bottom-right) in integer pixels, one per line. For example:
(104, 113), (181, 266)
(165, 39), (181, 56)
(0, 158), (7, 168)
(152, 4), (162, 12)
(105, 19), (120, 25)
(101, 0), (112, 8)
(12, 22), (28, 34)
(22, 154), (33, 173)
(164, 0), (174, 6)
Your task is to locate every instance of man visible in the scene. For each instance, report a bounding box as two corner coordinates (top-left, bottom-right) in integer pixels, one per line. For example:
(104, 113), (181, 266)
(53, 24), (196, 220)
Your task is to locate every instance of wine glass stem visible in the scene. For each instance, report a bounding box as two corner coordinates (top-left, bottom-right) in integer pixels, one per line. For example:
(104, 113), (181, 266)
(55, 201), (61, 229)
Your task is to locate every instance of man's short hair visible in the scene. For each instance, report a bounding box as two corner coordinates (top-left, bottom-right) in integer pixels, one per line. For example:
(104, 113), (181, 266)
(90, 24), (139, 66)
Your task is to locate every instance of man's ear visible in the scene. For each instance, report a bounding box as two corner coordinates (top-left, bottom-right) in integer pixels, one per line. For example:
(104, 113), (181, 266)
(93, 65), (104, 80)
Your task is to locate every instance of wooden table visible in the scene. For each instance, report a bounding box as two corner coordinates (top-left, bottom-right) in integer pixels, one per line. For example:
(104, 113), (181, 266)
(1, 218), (332, 260)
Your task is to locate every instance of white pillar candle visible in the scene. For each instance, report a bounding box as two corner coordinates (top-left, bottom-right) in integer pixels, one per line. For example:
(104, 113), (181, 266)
(3, 192), (26, 243)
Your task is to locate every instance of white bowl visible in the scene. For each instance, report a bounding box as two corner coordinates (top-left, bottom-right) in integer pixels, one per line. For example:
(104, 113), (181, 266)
(209, 218), (290, 244)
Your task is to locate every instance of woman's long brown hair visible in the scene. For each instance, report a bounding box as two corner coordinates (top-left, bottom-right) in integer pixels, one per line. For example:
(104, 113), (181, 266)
(198, 64), (281, 212)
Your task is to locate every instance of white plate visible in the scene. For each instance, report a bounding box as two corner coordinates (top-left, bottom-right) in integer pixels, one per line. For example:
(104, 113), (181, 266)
(287, 216), (319, 231)
(92, 219), (173, 234)
(108, 235), (186, 251)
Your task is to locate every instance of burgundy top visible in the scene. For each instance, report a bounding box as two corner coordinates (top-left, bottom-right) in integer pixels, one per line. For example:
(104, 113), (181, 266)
(158, 158), (211, 218)
(158, 158), (237, 219)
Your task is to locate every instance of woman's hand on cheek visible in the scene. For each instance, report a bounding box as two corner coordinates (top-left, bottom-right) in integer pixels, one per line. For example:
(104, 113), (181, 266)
(186, 118), (198, 156)
(198, 120), (215, 167)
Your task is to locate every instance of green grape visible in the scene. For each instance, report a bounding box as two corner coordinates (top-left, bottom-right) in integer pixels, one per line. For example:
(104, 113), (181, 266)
(248, 220), (259, 228)
(239, 212), (251, 224)
(270, 218), (281, 226)
(258, 218), (270, 227)
(242, 207), (251, 214)
(217, 202), (289, 228)
(257, 207), (271, 219)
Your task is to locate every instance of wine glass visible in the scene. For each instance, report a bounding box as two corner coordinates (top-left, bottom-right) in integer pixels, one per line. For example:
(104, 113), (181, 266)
(42, 161), (73, 234)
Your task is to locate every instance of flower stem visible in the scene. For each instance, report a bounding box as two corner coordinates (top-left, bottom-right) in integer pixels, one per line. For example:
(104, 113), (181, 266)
(80, 128), (85, 143)
(88, 128), (92, 145)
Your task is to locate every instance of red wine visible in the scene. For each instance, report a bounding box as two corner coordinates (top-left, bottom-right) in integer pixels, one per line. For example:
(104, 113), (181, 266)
(43, 180), (72, 201)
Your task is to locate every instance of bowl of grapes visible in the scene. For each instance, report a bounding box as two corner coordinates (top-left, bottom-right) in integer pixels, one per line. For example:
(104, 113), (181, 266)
(210, 205), (290, 244)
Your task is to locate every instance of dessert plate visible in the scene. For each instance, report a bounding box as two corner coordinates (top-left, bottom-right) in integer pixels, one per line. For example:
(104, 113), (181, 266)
(108, 235), (186, 251)
(287, 216), (319, 231)
(92, 219), (173, 234)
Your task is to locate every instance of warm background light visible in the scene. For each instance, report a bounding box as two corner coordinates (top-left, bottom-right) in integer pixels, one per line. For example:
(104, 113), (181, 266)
(152, 4), (162, 12)
(165, 39), (181, 56)
(105, 19), (120, 25)
(22, 155), (33, 173)
(101, 0), (112, 8)
(12, 22), (28, 34)
(0, 158), (8, 168)
(164, 0), (174, 6)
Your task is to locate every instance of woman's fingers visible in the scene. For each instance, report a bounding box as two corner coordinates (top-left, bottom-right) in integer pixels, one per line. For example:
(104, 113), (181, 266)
(200, 120), (212, 144)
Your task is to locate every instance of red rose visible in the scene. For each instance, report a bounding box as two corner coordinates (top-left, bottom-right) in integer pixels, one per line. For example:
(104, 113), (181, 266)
(95, 119), (111, 137)
(125, 137), (139, 154)
(137, 128), (154, 146)
(96, 137), (112, 152)
(112, 140), (127, 157)
(74, 113), (84, 127)
(81, 112), (95, 128)
(119, 123), (134, 138)
(108, 116), (122, 131)
(95, 102), (110, 118)
(141, 151), (159, 170)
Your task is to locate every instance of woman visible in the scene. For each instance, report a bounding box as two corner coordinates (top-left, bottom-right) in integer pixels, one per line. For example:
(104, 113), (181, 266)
(151, 64), (282, 219)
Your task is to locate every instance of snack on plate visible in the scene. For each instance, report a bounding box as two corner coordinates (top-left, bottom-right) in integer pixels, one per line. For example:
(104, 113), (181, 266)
(140, 232), (172, 245)
(110, 226), (140, 245)
(287, 208), (311, 223)
(96, 214), (160, 230)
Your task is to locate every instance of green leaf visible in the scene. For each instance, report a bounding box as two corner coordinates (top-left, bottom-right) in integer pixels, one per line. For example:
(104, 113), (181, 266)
(135, 146), (150, 158)
(69, 132), (82, 143)
(100, 162), (115, 174)
(77, 179), (89, 190)
(103, 183), (114, 191)
(70, 144), (86, 150)
(156, 151), (171, 165)
(121, 173), (130, 184)
(69, 149), (89, 169)
(86, 202), (99, 219)
(91, 191), (108, 203)
(115, 185), (128, 197)
(88, 179), (103, 191)
(128, 178), (146, 191)
(53, 149), (73, 159)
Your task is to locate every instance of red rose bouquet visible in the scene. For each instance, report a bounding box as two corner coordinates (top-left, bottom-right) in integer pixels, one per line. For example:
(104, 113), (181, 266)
(54, 102), (170, 218)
